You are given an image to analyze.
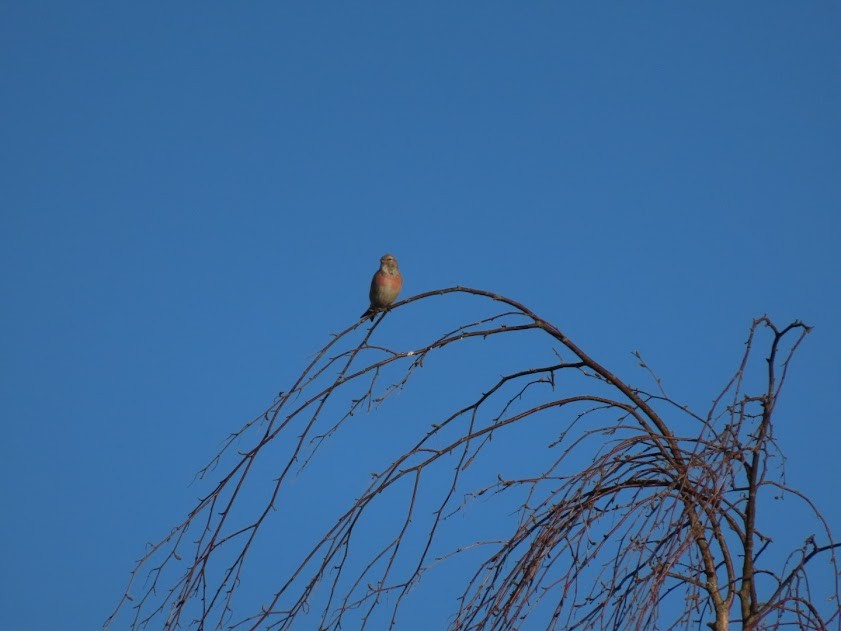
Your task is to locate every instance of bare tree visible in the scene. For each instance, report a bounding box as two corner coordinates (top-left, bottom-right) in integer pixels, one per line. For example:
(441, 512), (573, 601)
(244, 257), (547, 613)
(105, 288), (840, 630)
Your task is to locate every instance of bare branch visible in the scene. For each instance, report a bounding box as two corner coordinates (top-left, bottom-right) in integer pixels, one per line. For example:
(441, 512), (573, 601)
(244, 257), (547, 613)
(105, 288), (839, 631)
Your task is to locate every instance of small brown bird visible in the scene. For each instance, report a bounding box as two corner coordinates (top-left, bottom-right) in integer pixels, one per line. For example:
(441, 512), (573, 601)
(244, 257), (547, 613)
(361, 253), (403, 321)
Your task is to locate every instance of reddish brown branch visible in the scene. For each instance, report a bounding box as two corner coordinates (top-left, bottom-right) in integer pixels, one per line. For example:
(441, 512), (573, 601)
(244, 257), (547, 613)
(104, 289), (836, 631)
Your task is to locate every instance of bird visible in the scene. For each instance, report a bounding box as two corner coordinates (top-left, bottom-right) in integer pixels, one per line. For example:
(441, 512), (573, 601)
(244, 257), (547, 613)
(361, 253), (403, 321)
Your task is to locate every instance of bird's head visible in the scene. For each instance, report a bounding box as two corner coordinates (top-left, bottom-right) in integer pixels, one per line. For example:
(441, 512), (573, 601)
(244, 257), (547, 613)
(380, 254), (399, 272)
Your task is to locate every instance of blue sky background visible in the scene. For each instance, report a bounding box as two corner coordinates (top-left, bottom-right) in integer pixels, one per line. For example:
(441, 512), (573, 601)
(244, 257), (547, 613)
(1, 3), (840, 629)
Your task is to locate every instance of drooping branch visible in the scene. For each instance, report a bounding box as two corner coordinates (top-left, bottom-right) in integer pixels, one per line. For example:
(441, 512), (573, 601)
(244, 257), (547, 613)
(104, 288), (839, 631)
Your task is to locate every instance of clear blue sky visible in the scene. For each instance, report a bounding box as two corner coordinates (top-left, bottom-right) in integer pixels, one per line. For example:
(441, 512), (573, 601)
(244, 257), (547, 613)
(1, 4), (839, 629)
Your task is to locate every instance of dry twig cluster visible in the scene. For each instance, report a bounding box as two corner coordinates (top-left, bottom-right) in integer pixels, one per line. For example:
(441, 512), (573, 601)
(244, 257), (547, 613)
(106, 288), (840, 630)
